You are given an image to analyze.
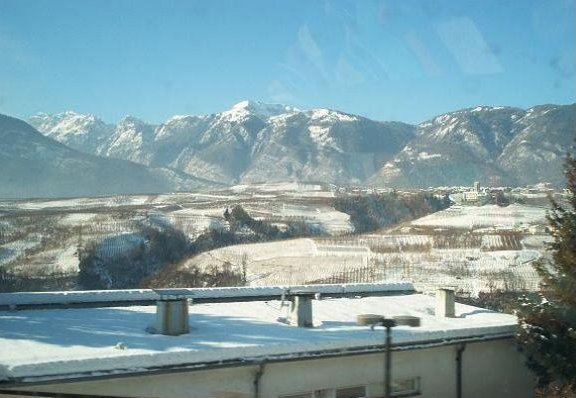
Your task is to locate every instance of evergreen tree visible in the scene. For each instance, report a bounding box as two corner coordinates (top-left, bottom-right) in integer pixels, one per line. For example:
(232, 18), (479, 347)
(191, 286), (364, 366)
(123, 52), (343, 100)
(517, 154), (576, 391)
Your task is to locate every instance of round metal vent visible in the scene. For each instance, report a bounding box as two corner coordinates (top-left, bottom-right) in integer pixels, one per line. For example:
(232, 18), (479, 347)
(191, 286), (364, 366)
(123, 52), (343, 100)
(356, 313), (384, 326)
(393, 315), (421, 327)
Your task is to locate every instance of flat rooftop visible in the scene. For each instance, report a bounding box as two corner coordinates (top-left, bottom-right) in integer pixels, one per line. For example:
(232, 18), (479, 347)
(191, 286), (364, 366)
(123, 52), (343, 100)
(0, 287), (517, 384)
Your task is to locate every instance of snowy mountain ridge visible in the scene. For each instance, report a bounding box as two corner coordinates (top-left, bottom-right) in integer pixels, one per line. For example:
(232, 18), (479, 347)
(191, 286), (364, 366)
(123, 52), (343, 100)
(221, 100), (299, 122)
(29, 111), (115, 154)
(29, 102), (576, 187)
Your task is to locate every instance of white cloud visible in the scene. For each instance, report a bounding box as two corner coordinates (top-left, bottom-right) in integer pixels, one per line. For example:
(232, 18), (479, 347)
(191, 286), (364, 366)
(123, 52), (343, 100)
(0, 30), (33, 65)
(436, 17), (503, 75)
(267, 80), (295, 103)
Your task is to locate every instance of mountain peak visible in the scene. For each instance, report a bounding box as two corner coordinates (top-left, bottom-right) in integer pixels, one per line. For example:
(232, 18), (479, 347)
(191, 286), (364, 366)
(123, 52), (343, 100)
(225, 100), (299, 121)
(62, 110), (83, 117)
(308, 108), (360, 122)
(119, 115), (146, 125)
(231, 100), (255, 109)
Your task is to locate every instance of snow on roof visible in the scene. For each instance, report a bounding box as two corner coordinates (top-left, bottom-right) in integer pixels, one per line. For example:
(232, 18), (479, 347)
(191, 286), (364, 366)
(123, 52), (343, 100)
(0, 293), (517, 382)
(0, 282), (414, 309)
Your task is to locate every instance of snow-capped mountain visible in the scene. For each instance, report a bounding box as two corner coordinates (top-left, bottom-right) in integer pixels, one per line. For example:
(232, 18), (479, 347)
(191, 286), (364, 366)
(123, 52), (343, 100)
(0, 114), (217, 198)
(374, 104), (576, 187)
(29, 111), (114, 154)
(373, 106), (524, 187)
(150, 102), (273, 183)
(154, 102), (415, 184)
(220, 100), (299, 122)
(100, 116), (156, 165)
(27, 101), (576, 188)
(241, 109), (415, 184)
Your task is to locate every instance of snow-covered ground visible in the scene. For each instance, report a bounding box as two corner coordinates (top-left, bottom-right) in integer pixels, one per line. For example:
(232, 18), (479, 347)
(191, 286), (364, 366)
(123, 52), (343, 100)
(411, 204), (547, 230)
(0, 185), (351, 277)
(58, 213), (98, 226)
(0, 234), (43, 267)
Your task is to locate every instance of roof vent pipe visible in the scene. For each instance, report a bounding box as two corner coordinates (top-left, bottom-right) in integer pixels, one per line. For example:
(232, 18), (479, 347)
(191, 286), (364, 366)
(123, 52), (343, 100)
(436, 288), (455, 318)
(153, 289), (193, 336)
(288, 291), (315, 328)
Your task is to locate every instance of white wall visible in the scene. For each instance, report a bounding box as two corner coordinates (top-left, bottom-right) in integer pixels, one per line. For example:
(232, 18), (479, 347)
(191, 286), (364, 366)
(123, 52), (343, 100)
(16, 338), (534, 398)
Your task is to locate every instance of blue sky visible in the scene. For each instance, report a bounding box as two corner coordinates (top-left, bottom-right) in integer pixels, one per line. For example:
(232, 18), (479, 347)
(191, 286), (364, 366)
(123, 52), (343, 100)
(0, 0), (574, 124)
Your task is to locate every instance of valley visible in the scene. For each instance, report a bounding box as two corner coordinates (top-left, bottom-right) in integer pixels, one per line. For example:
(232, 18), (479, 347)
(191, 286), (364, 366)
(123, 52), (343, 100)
(0, 182), (556, 297)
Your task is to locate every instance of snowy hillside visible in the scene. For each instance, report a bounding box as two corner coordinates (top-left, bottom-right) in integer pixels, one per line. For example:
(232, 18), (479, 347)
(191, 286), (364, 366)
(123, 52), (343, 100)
(498, 104), (576, 185)
(179, 202), (550, 295)
(374, 104), (576, 187)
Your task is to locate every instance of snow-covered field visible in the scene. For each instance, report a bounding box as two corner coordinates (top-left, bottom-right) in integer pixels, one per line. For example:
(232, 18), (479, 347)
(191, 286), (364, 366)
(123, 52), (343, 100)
(0, 234), (43, 267)
(411, 204), (547, 230)
(0, 184), (351, 278)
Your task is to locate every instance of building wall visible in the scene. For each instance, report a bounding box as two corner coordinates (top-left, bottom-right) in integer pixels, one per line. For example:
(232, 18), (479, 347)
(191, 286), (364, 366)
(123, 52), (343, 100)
(17, 339), (534, 398)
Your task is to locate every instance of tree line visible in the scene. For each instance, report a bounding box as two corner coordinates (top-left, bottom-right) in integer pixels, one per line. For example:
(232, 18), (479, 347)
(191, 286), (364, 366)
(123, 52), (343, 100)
(333, 191), (451, 233)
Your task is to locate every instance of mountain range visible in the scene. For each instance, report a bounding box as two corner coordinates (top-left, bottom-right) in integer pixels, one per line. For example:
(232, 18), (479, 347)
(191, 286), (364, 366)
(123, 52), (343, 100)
(29, 101), (417, 186)
(1, 100), (574, 198)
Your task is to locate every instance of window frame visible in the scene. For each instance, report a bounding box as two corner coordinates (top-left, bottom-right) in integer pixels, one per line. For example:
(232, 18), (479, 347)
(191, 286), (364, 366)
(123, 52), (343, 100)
(390, 376), (421, 398)
(335, 384), (367, 398)
(279, 392), (314, 398)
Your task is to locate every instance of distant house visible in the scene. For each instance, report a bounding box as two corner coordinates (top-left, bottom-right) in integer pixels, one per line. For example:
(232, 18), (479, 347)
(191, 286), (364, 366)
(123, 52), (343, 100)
(0, 283), (534, 398)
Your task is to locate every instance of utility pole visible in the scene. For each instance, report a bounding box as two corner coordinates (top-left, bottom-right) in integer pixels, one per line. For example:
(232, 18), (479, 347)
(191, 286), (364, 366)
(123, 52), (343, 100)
(77, 224), (84, 261)
(382, 318), (396, 398)
(356, 315), (421, 398)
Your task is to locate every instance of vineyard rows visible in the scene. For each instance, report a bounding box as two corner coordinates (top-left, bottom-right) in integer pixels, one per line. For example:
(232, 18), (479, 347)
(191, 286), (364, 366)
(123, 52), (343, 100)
(95, 233), (145, 260)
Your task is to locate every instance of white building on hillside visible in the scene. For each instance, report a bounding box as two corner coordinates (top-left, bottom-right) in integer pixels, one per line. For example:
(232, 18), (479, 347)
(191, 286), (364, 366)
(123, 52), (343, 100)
(453, 182), (491, 206)
(0, 283), (534, 398)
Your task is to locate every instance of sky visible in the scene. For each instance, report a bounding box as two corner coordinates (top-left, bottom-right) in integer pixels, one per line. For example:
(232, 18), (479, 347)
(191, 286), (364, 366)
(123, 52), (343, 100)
(0, 0), (575, 124)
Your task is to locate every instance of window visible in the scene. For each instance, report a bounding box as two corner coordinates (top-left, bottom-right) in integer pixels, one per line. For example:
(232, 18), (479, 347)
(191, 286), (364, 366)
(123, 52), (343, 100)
(391, 377), (421, 397)
(336, 385), (367, 398)
(280, 393), (313, 398)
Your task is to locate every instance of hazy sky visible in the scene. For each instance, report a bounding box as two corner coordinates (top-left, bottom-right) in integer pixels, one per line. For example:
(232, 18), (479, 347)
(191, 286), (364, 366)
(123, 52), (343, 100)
(0, 0), (575, 123)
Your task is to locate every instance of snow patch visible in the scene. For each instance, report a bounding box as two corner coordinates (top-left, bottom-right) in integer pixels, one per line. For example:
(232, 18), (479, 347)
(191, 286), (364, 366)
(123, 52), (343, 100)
(309, 109), (359, 122)
(417, 152), (442, 160)
(308, 125), (342, 152)
(221, 101), (298, 123)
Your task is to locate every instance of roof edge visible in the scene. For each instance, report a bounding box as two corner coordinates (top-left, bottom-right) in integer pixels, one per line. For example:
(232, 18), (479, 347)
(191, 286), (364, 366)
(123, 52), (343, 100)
(0, 331), (513, 387)
(0, 282), (415, 310)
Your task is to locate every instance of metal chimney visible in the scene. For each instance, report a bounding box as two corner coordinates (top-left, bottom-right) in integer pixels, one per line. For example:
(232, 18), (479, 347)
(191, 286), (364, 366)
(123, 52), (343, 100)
(288, 291), (315, 328)
(436, 288), (456, 318)
(153, 289), (193, 336)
